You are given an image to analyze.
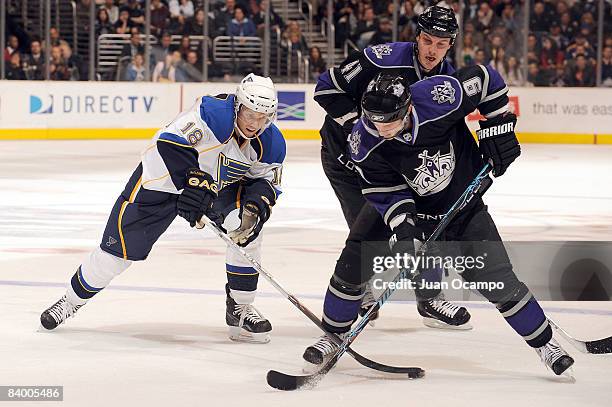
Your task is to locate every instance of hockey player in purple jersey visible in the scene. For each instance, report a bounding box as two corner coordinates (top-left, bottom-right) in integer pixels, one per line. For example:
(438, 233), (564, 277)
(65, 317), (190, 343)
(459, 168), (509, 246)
(314, 6), (471, 330)
(304, 66), (575, 377)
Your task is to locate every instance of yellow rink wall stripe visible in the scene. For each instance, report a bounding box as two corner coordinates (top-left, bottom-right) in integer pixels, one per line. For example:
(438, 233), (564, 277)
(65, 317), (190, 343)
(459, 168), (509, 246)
(0, 128), (611, 144)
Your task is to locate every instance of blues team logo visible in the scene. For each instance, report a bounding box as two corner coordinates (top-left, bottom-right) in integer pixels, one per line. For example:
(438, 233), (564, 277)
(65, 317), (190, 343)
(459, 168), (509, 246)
(30, 95), (54, 114)
(406, 142), (456, 196)
(431, 81), (456, 104)
(216, 153), (251, 189)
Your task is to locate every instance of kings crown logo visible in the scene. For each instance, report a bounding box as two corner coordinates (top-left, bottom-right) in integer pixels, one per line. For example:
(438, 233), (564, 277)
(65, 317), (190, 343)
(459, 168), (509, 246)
(405, 142), (456, 196)
(431, 81), (456, 104)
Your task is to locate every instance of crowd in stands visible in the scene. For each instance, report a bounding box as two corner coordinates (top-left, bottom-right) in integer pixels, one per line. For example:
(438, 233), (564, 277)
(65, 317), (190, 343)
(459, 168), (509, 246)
(3, 0), (612, 86)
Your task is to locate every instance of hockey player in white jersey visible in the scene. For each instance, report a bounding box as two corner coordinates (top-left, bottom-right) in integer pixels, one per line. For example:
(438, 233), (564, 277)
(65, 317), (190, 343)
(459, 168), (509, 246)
(40, 74), (286, 343)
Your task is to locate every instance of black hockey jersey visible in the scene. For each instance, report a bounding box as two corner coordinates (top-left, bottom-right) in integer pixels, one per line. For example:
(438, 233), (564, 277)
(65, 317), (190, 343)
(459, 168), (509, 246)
(314, 42), (455, 125)
(349, 65), (510, 225)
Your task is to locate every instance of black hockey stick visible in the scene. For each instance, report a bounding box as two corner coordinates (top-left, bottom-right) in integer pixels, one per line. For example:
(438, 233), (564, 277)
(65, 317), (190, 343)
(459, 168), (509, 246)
(549, 318), (612, 354)
(267, 163), (494, 390)
(196, 216), (420, 375)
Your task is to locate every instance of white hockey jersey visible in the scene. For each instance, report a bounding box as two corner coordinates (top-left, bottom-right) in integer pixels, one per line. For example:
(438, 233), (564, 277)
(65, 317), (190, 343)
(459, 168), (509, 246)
(140, 94), (285, 196)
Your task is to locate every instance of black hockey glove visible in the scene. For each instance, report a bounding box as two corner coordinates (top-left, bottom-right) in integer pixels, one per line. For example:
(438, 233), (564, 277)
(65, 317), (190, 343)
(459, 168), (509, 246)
(177, 168), (218, 227)
(388, 215), (424, 269)
(477, 112), (520, 177)
(228, 179), (276, 247)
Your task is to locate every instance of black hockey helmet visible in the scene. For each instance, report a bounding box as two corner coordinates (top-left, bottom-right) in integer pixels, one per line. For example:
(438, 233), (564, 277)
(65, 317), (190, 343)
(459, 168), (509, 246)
(417, 5), (459, 44)
(361, 73), (411, 124)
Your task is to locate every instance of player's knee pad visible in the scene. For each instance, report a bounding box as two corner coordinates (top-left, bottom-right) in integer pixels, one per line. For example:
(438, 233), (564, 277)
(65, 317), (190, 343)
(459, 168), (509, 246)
(335, 240), (372, 287)
(69, 247), (132, 301)
(322, 275), (364, 334)
(495, 281), (552, 348)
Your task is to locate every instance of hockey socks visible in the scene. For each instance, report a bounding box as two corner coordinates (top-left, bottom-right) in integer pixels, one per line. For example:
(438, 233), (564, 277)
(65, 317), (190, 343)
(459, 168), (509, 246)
(322, 276), (364, 334)
(496, 283), (552, 348)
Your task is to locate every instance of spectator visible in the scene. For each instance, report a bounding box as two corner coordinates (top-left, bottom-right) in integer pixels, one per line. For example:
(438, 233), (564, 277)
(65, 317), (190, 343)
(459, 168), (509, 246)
(559, 12), (576, 41)
(530, 1), (550, 33)
(153, 53), (177, 82)
(369, 17), (393, 46)
(485, 34), (504, 65)
(96, 8), (115, 37)
(121, 28), (145, 59)
(60, 41), (84, 80)
(150, 0), (170, 36)
(489, 46), (507, 79)
(499, 2), (518, 35)
(114, 8), (132, 34)
(125, 0), (145, 29)
(505, 56), (524, 86)
(177, 35), (192, 60)
(565, 54), (595, 87)
(228, 6), (256, 37)
(126, 53), (146, 81)
(527, 62), (548, 86)
(283, 20), (308, 53)
(476, 2), (495, 35)
(101, 0), (119, 25)
(463, 21), (484, 50)
(49, 27), (61, 47)
(308, 46), (326, 81)
(49, 45), (70, 81)
(399, 0), (417, 34)
(4, 35), (19, 62)
(216, 0), (238, 36)
(460, 32), (478, 67)
(152, 32), (174, 65)
(464, 0), (480, 22)
(539, 37), (563, 72)
(354, 6), (378, 50)
(549, 21), (569, 52)
(252, 0), (283, 38)
(602, 46), (612, 86)
(5, 52), (26, 80)
(184, 9), (205, 36)
(176, 50), (203, 82)
(474, 49), (487, 65)
(169, 0), (194, 33)
(22, 39), (45, 80)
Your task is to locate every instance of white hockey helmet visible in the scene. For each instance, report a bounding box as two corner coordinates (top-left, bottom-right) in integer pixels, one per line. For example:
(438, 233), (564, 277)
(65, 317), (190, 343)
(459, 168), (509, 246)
(234, 73), (278, 138)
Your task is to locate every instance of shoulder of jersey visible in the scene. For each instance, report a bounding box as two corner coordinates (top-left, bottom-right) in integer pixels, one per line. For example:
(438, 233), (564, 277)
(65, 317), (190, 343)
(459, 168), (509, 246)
(410, 75), (463, 125)
(363, 42), (416, 68)
(199, 94), (236, 144)
(252, 123), (286, 164)
(349, 119), (386, 163)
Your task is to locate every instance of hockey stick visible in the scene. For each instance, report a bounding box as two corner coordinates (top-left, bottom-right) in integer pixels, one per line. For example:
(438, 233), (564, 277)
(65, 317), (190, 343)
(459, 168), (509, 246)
(196, 216), (421, 375)
(267, 163), (494, 390)
(549, 318), (612, 354)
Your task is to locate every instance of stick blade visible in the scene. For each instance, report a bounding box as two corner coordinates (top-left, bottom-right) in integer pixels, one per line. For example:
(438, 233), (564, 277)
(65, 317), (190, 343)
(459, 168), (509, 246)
(586, 336), (612, 354)
(266, 370), (321, 391)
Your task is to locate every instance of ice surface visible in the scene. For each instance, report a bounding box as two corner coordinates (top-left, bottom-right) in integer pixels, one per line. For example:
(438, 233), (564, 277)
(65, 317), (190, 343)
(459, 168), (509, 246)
(0, 140), (611, 406)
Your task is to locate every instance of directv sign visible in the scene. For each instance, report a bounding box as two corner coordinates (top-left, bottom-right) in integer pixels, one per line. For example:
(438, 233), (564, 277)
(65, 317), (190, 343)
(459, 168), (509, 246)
(29, 94), (156, 115)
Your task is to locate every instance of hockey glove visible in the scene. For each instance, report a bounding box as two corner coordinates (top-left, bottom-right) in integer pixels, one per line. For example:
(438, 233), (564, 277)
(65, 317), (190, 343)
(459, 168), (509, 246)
(477, 112), (520, 177)
(228, 180), (275, 247)
(388, 214), (424, 273)
(177, 168), (218, 227)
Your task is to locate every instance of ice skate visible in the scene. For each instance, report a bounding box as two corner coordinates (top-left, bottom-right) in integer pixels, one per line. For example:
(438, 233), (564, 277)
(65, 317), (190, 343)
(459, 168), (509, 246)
(40, 295), (83, 330)
(535, 338), (575, 377)
(302, 333), (348, 372)
(417, 294), (472, 330)
(225, 285), (271, 343)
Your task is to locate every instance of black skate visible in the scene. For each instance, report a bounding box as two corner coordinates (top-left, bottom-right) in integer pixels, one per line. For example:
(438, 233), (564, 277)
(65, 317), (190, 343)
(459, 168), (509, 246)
(358, 283), (379, 326)
(417, 294), (472, 330)
(302, 333), (347, 371)
(535, 338), (575, 377)
(40, 295), (83, 330)
(225, 285), (271, 343)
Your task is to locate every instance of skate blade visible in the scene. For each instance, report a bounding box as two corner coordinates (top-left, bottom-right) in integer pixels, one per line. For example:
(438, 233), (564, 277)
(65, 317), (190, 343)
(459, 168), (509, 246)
(560, 367), (576, 382)
(422, 317), (473, 331)
(228, 326), (270, 344)
(302, 359), (322, 374)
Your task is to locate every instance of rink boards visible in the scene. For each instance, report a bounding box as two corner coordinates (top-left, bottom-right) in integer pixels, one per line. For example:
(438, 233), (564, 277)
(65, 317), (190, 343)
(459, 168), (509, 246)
(0, 81), (611, 143)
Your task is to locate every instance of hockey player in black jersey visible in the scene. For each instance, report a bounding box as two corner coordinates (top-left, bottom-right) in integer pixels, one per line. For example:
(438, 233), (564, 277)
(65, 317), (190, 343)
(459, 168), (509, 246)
(304, 66), (575, 377)
(314, 5), (471, 328)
